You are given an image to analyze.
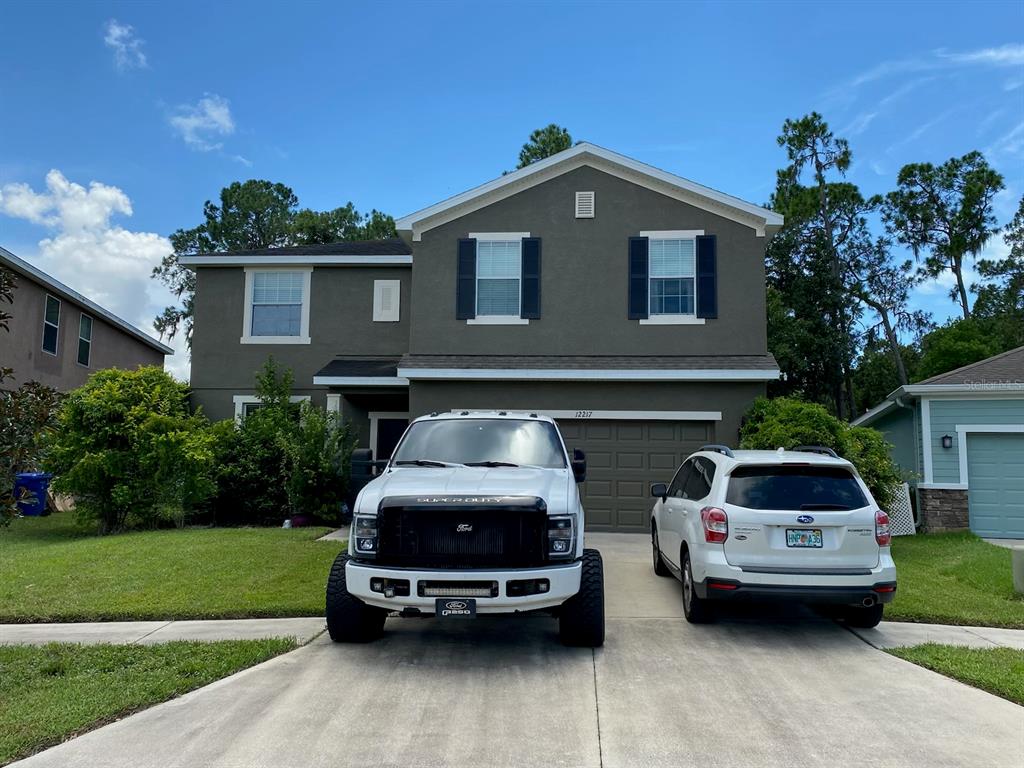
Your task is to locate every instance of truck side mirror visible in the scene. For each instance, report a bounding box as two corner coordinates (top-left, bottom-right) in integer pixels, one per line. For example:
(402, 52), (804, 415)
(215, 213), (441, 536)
(651, 483), (668, 501)
(571, 448), (587, 483)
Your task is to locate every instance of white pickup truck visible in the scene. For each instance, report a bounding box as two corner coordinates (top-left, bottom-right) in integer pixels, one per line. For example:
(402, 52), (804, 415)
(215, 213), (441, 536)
(325, 411), (605, 647)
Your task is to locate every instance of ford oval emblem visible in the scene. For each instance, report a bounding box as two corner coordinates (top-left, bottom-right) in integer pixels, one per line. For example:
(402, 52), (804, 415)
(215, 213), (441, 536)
(797, 514), (814, 524)
(445, 600), (467, 610)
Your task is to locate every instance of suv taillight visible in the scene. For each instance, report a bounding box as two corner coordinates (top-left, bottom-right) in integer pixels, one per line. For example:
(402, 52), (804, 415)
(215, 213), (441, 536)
(701, 506), (728, 543)
(875, 510), (891, 547)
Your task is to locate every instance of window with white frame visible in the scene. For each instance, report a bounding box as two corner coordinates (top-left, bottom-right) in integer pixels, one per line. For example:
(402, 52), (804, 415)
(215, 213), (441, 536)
(42, 294), (60, 355)
(649, 238), (696, 316)
(232, 394), (310, 422)
(242, 268), (311, 343)
(476, 239), (521, 316)
(77, 314), (93, 367)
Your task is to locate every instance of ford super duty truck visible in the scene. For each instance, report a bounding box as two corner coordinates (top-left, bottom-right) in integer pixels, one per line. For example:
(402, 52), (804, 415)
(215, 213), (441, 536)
(325, 411), (605, 647)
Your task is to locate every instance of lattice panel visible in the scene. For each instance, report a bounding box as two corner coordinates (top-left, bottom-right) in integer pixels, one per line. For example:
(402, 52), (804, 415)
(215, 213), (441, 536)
(888, 483), (916, 536)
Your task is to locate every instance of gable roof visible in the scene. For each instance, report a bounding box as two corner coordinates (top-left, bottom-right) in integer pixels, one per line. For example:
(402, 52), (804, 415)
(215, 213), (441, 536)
(395, 142), (784, 241)
(917, 345), (1024, 385)
(0, 246), (173, 355)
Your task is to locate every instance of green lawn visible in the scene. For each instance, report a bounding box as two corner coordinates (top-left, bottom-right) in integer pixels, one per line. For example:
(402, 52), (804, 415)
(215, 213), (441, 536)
(888, 643), (1024, 706)
(0, 513), (345, 622)
(886, 532), (1024, 629)
(0, 639), (295, 765)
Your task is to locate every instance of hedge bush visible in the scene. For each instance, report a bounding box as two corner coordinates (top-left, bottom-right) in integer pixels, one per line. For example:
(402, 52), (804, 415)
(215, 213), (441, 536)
(739, 397), (903, 509)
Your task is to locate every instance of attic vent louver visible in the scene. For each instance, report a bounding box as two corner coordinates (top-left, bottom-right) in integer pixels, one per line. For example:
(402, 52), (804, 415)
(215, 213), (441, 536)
(575, 191), (595, 218)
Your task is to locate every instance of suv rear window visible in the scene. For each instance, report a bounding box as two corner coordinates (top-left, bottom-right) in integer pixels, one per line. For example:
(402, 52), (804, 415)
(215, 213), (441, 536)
(725, 466), (869, 511)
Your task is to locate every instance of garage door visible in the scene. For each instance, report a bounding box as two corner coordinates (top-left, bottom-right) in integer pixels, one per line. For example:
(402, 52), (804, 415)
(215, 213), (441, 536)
(967, 433), (1024, 538)
(558, 420), (713, 532)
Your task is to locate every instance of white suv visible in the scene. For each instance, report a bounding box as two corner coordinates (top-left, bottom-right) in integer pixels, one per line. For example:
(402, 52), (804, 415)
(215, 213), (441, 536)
(650, 445), (897, 627)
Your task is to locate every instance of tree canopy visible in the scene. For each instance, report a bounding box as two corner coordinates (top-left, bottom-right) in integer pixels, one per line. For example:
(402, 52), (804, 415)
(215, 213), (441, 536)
(517, 124), (573, 169)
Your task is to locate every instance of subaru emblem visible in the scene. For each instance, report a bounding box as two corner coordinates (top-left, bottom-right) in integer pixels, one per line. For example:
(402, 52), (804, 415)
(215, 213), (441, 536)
(797, 514), (814, 524)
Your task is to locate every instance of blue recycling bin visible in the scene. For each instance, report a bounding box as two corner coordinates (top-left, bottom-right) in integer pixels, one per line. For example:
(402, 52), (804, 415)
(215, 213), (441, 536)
(14, 472), (52, 516)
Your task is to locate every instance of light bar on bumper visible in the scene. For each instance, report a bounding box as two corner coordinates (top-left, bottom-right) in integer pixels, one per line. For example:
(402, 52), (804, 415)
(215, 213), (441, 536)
(353, 515), (378, 557)
(547, 515), (576, 559)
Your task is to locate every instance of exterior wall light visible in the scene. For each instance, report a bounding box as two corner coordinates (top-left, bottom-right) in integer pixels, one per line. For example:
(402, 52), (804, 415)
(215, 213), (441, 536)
(941, 434), (953, 450)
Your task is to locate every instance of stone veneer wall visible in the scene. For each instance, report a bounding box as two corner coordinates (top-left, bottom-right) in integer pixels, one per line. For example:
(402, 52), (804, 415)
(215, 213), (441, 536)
(918, 488), (970, 532)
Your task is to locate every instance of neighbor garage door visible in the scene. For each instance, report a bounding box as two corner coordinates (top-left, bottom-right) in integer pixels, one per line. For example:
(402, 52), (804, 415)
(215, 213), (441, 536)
(967, 433), (1024, 538)
(558, 420), (713, 532)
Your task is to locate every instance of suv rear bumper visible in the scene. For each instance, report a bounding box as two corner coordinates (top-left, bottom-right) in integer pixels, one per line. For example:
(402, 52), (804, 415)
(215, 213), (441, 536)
(346, 560), (582, 614)
(694, 579), (897, 605)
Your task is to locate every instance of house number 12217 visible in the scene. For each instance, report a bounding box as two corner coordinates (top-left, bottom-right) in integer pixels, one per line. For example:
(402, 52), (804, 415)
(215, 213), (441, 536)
(574, 410), (594, 418)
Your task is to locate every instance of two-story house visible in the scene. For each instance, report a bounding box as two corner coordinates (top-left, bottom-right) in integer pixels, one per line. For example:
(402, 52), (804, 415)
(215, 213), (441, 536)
(183, 143), (783, 531)
(0, 246), (172, 389)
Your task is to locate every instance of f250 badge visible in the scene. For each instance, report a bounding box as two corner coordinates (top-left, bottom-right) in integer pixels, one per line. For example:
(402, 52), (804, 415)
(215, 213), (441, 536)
(456, 523), (473, 533)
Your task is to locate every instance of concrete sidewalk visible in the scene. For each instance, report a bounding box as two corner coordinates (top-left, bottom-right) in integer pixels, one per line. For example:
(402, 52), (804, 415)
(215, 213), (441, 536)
(852, 620), (1024, 650)
(0, 617), (326, 646)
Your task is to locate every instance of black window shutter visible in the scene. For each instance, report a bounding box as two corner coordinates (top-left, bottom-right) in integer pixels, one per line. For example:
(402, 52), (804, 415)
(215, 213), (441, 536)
(628, 237), (649, 319)
(456, 238), (476, 319)
(696, 235), (717, 319)
(520, 237), (541, 319)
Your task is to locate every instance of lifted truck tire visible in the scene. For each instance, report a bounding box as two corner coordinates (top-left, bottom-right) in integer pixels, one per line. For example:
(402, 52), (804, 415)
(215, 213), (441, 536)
(559, 548), (605, 648)
(841, 602), (884, 628)
(326, 553), (387, 643)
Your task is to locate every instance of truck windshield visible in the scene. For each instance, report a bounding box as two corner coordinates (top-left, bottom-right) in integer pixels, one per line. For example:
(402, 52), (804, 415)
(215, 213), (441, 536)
(392, 419), (567, 469)
(725, 466), (869, 511)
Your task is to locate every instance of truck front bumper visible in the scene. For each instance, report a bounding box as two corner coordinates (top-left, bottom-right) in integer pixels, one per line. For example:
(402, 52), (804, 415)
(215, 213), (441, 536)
(345, 560), (583, 614)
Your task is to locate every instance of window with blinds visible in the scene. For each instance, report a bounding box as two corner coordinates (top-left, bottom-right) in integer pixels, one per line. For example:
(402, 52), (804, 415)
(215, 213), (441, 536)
(251, 271), (305, 336)
(42, 294), (60, 354)
(77, 313), (93, 366)
(649, 238), (696, 315)
(476, 240), (521, 316)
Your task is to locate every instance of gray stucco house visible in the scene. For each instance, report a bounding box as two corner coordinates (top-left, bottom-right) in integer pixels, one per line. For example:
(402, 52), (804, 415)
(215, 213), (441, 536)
(853, 346), (1024, 539)
(183, 143), (784, 531)
(0, 246), (172, 390)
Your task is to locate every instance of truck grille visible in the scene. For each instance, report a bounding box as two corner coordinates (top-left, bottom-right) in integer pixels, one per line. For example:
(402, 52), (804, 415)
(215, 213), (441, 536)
(375, 495), (548, 569)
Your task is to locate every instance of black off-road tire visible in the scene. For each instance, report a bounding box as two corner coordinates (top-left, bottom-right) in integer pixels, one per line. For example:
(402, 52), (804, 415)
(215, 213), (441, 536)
(559, 549), (606, 647)
(681, 550), (714, 624)
(326, 553), (387, 643)
(652, 525), (672, 577)
(842, 603), (884, 629)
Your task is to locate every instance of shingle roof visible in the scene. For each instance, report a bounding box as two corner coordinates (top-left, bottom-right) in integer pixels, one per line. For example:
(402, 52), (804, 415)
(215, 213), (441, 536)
(189, 239), (411, 259)
(314, 357), (403, 379)
(918, 345), (1024, 385)
(398, 354), (779, 370)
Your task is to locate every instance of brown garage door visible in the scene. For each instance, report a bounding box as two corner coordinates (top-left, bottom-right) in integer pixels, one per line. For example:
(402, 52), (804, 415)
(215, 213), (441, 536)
(558, 420), (713, 532)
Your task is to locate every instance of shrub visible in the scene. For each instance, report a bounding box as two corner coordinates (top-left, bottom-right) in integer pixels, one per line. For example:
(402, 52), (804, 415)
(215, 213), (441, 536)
(0, 380), (62, 524)
(281, 402), (357, 523)
(739, 397), (903, 509)
(46, 367), (217, 533)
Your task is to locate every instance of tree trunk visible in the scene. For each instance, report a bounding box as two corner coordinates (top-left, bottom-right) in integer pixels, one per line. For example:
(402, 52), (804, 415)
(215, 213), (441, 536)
(953, 255), (972, 319)
(879, 308), (909, 385)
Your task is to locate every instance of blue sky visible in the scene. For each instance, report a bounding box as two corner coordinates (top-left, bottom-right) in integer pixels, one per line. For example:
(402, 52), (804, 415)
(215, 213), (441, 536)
(1, 0), (1022, 378)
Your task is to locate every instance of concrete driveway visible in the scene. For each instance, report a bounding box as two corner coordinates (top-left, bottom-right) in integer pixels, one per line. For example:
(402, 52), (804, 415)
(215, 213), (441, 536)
(14, 534), (1023, 768)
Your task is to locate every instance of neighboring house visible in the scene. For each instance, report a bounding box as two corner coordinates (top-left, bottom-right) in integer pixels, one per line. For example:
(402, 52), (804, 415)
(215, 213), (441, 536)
(183, 143), (784, 531)
(853, 346), (1024, 539)
(0, 246), (172, 390)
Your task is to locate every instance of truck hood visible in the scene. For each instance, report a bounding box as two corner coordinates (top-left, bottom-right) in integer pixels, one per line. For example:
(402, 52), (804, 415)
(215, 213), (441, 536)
(356, 466), (574, 515)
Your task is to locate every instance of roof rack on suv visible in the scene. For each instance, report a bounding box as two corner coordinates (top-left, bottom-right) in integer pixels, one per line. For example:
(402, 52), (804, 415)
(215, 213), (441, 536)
(700, 444), (735, 458)
(792, 445), (839, 458)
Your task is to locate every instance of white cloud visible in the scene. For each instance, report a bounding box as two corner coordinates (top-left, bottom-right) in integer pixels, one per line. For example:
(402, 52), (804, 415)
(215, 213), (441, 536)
(839, 111), (878, 137)
(986, 120), (1024, 159)
(103, 20), (147, 70)
(0, 170), (187, 376)
(885, 108), (956, 154)
(231, 154), (253, 167)
(169, 94), (235, 151)
(940, 43), (1024, 66)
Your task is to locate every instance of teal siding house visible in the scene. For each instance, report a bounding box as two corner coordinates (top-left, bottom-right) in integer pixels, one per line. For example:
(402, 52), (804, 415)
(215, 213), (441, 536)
(854, 346), (1024, 539)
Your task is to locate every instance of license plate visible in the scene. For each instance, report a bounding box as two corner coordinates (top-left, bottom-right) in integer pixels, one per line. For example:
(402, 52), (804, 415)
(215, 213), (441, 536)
(786, 528), (823, 548)
(436, 598), (476, 618)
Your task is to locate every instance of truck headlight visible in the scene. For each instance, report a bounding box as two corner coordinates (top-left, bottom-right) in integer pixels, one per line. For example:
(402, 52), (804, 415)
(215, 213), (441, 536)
(353, 515), (378, 557)
(547, 515), (575, 559)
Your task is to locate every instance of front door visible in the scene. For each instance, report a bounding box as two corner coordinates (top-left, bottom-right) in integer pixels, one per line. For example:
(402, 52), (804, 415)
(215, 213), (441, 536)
(375, 418), (409, 461)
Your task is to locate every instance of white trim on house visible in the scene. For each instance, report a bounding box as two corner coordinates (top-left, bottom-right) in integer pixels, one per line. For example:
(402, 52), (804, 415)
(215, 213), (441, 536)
(369, 411), (410, 458)
(0, 246), (172, 355)
(311, 376), (410, 387)
(954, 424), (1024, 487)
(918, 483), (969, 490)
(542, 409), (722, 421)
(638, 316), (705, 326)
(468, 232), (531, 240)
(372, 279), (401, 322)
(638, 229), (705, 239)
(921, 397), (933, 485)
(240, 267), (312, 345)
(853, 384), (1024, 427)
(179, 254), (412, 266)
(231, 394), (310, 423)
(467, 316), (530, 326)
(575, 191), (595, 218)
(397, 367), (781, 382)
(396, 143), (783, 240)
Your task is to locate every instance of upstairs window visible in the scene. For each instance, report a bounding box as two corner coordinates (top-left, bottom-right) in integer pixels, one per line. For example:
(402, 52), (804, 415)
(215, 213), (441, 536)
(476, 240), (521, 316)
(242, 268), (311, 344)
(42, 294), (60, 355)
(649, 238), (696, 316)
(77, 314), (93, 367)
